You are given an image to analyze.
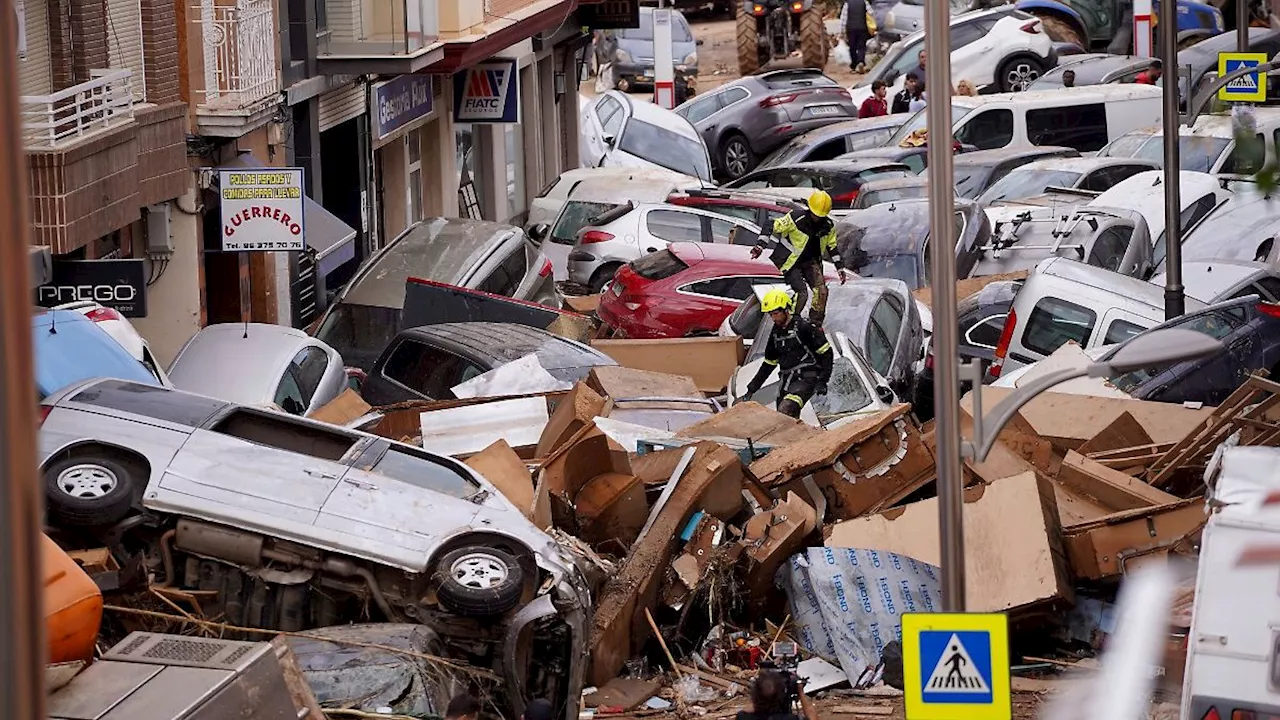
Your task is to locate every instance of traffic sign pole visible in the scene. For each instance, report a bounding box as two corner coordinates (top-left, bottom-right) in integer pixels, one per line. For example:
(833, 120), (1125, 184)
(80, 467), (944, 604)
(653, 3), (675, 109)
(1133, 0), (1153, 58)
(1160, 0), (1185, 321)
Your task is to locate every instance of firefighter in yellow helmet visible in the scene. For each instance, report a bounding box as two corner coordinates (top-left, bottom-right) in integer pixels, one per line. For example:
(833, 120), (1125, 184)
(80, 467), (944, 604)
(742, 288), (834, 419)
(750, 189), (848, 326)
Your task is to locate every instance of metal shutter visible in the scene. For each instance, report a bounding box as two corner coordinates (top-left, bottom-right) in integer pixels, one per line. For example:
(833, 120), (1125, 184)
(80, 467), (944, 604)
(16, 0), (52, 96)
(318, 81), (366, 132)
(106, 0), (146, 100)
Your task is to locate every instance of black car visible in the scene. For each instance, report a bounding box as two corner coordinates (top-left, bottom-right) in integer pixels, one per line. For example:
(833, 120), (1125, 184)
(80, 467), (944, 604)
(725, 159), (914, 209)
(1029, 53), (1159, 90)
(361, 322), (616, 405)
(916, 278), (1023, 419)
(1108, 296), (1280, 406)
(952, 146), (1081, 200)
(754, 115), (909, 171)
(834, 198), (991, 290)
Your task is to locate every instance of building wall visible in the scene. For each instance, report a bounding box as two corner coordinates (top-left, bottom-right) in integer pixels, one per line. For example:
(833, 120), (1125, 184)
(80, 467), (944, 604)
(130, 184), (202, 366)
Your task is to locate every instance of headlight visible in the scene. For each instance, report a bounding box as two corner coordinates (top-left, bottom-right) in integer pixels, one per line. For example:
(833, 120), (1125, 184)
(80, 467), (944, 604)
(615, 48), (632, 63)
(683, 52), (697, 66)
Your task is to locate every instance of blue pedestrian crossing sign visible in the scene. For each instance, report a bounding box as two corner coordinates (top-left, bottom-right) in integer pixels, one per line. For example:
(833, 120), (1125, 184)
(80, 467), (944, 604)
(1219, 52), (1269, 103)
(903, 613), (1010, 720)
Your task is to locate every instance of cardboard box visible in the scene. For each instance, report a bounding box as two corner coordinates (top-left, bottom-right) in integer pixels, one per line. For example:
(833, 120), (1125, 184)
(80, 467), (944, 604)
(586, 366), (704, 403)
(591, 336), (746, 394)
(1062, 499), (1205, 580)
(463, 440), (538, 523)
(563, 294), (601, 315)
(749, 404), (912, 484)
(536, 383), (606, 458)
(306, 389), (372, 426)
(743, 491), (818, 595)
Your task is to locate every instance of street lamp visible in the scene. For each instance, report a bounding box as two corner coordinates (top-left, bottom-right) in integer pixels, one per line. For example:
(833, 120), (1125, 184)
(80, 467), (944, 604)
(960, 328), (1225, 462)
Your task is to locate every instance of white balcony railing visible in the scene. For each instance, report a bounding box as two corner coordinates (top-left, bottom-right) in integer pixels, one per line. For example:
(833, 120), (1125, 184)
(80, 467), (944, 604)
(195, 0), (279, 110)
(20, 69), (136, 150)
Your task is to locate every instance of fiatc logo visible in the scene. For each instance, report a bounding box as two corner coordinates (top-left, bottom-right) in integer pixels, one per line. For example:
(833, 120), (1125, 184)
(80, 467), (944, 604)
(455, 60), (517, 122)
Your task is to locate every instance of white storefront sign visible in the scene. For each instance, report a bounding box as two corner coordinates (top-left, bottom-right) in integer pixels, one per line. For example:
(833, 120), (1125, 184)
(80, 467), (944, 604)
(219, 168), (306, 252)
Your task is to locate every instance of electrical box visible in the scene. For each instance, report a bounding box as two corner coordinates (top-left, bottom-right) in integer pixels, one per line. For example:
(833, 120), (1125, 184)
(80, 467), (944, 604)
(145, 204), (174, 253)
(47, 632), (304, 720)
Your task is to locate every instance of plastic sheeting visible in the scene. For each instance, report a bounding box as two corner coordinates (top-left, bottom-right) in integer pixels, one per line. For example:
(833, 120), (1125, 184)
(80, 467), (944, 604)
(781, 547), (942, 685)
(451, 352), (572, 399)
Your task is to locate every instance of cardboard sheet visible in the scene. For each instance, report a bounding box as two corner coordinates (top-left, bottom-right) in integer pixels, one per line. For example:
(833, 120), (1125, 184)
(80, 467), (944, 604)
(782, 547), (941, 687)
(419, 396), (549, 457)
(590, 337), (746, 394)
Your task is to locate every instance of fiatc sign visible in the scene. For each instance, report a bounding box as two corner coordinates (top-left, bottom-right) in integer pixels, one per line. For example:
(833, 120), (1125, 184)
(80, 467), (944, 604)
(453, 59), (520, 124)
(36, 259), (148, 317)
(219, 168), (306, 251)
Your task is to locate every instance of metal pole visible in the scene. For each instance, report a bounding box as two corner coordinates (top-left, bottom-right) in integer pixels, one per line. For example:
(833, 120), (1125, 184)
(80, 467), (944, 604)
(0, 0), (49, 716)
(923, 0), (964, 612)
(1240, 0), (1251, 52)
(1161, 0), (1185, 320)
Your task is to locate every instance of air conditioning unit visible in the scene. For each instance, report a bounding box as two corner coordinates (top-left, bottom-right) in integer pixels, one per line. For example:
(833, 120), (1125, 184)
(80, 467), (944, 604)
(47, 632), (306, 719)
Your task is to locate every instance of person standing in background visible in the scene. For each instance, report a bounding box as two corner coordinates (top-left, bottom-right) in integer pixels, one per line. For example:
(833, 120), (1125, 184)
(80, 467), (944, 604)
(1062, 69), (1076, 88)
(844, 0), (869, 74)
(956, 79), (976, 96)
(892, 73), (919, 113)
(908, 81), (927, 112)
(859, 80), (889, 117)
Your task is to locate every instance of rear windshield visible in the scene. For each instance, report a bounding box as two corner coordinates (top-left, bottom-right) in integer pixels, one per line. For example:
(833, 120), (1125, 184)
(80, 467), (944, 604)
(631, 249), (689, 280)
(855, 253), (922, 289)
(552, 201), (617, 245)
(1021, 297), (1096, 357)
(762, 70), (837, 89)
(315, 302), (403, 373)
(1134, 135), (1230, 173)
(977, 169), (1083, 204)
(619, 119), (711, 180)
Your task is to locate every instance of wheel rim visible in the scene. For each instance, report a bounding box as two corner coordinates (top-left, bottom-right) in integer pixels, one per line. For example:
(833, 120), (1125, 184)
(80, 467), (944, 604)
(1007, 63), (1039, 91)
(725, 140), (750, 177)
(56, 463), (119, 499)
(449, 552), (510, 590)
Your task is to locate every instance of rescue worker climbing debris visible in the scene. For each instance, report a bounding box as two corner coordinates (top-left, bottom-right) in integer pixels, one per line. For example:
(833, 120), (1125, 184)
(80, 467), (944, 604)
(742, 289), (834, 419)
(751, 189), (847, 326)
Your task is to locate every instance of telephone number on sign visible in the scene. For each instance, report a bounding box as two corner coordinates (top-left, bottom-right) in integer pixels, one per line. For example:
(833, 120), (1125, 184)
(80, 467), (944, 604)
(225, 241), (306, 251)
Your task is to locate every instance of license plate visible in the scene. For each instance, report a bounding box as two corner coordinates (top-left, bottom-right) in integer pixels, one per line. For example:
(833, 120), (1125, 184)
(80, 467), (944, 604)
(808, 105), (841, 117)
(641, 70), (654, 78)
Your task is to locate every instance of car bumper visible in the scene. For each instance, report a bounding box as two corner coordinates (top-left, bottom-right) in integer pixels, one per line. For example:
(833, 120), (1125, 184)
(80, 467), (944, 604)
(567, 251), (607, 287)
(614, 63), (700, 83)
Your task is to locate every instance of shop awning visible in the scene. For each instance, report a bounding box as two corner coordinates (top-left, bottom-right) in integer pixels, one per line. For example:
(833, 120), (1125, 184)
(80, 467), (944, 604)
(214, 153), (358, 276)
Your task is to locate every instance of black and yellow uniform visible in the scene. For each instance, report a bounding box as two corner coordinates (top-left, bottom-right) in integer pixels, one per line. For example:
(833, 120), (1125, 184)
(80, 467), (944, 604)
(744, 314), (834, 419)
(764, 210), (842, 325)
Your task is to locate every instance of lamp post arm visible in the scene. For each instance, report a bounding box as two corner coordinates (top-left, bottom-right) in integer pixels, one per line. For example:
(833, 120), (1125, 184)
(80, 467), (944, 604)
(1184, 59), (1280, 127)
(972, 366), (1088, 462)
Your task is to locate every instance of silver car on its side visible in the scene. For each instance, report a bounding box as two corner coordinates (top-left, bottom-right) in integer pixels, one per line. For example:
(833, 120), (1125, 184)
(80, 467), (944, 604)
(168, 323), (348, 416)
(38, 378), (589, 720)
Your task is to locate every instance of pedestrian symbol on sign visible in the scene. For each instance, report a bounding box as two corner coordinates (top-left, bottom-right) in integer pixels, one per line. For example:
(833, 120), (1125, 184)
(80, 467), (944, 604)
(924, 634), (990, 693)
(1226, 61), (1259, 91)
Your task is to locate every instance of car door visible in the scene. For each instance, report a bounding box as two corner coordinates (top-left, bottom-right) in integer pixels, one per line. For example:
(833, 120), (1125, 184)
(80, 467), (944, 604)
(870, 293), (911, 388)
(161, 408), (361, 525)
(644, 208), (705, 252)
(681, 92), (725, 148)
(585, 95), (625, 166)
(706, 214), (761, 246)
(369, 337), (486, 404)
(954, 109), (1015, 151)
(289, 346), (336, 415)
(948, 18), (996, 85)
(1137, 308), (1250, 404)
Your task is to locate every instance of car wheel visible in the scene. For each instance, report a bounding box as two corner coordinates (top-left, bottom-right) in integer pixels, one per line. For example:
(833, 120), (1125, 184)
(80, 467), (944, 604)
(616, 76), (630, 93)
(590, 264), (622, 295)
(434, 546), (524, 616)
(43, 454), (137, 527)
(999, 57), (1043, 92)
(719, 135), (756, 180)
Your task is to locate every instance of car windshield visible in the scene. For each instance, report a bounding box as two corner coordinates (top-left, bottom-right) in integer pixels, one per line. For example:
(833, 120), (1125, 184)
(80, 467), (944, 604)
(619, 119), (711, 180)
(760, 136), (818, 168)
(315, 302), (403, 373)
(551, 201), (618, 245)
(857, 185), (927, 207)
(977, 169), (1083, 204)
(953, 165), (994, 200)
(1099, 131), (1156, 158)
(854, 254), (921, 289)
(1134, 135), (1231, 173)
(618, 12), (693, 42)
(888, 105), (974, 146)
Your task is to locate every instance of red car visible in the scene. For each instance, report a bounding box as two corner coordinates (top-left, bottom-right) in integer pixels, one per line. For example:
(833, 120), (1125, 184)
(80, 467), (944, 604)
(598, 242), (837, 339)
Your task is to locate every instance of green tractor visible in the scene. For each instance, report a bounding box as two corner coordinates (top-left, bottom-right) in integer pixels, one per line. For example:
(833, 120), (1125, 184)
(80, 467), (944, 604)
(735, 0), (829, 75)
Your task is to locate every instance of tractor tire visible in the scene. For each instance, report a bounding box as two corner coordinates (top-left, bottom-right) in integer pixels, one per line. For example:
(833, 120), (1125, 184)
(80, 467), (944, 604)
(736, 7), (761, 76)
(1030, 13), (1086, 49)
(800, 6), (828, 70)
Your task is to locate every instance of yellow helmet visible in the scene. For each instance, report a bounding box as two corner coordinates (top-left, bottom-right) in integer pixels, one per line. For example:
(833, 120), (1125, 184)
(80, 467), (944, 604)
(761, 288), (794, 314)
(808, 190), (833, 218)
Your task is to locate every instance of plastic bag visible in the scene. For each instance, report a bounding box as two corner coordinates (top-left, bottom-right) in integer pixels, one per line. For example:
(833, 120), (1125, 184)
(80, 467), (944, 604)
(674, 675), (717, 704)
(833, 39), (852, 67)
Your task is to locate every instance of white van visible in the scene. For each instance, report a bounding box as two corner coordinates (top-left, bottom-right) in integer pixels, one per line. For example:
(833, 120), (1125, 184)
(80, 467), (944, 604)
(987, 257), (1207, 379)
(887, 85), (1164, 153)
(1183, 446), (1280, 720)
(1101, 107), (1280, 175)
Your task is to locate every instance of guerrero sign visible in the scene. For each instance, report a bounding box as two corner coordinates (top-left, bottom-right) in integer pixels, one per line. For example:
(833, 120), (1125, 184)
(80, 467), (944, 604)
(219, 168), (306, 251)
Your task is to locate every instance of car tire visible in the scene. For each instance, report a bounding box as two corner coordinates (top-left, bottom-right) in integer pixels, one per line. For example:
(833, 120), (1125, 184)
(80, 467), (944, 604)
(616, 76), (631, 93)
(999, 56), (1043, 92)
(434, 546), (524, 617)
(719, 134), (756, 180)
(590, 264), (622, 295)
(736, 5), (761, 76)
(799, 6), (828, 70)
(43, 454), (137, 527)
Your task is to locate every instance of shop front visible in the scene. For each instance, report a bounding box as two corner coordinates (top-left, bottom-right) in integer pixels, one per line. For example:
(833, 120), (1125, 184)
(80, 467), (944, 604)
(371, 73), (452, 247)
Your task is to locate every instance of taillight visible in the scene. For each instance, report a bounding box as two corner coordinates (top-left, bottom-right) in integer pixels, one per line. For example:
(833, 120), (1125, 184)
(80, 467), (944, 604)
(580, 230), (615, 244)
(37, 405), (51, 427)
(760, 93), (799, 107)
(925, 352), (934, 371)
(1020, 20), (1041, 33)
(1201, 709), (1221, 720)
(790, 1), (803, 11)
(85, 306), (123, 323)
(624, 302), (641, 311)
(1259, 301), (1280, 318)
(538, 258), (553, 277)
(752, 3), (764, 14)
(1231, 710), (1255, 720)
(834, 189), (859, 205)
(989, 308), (1017, 379)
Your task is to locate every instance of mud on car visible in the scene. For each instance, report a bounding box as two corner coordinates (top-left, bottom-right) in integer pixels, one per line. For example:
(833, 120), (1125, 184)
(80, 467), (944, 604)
(37, 378), (591, 720)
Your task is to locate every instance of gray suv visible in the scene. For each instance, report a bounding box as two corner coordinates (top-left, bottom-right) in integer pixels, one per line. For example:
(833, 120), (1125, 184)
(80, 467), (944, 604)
(674, 69), (858, 181)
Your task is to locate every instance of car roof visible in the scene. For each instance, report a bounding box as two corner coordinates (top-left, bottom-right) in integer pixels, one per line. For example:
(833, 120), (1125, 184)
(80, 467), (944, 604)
(1150, 259), (1274, 301)
(1053, 53), (1154, 77)
(841, 146), (923, 161)
(787, 115), (907, 144)
(671, 187), (806, 208)
(343, 217), (519, 309)
(859, 176), (928, 191)
(950, 84), (1163, 108)
(668, 241), (778, 268)
(1033, 257), (1187, 306)
(44, 376), (232, 420)
(32, 311), (157, 397)
(770, 159), (914, 173)
(1179, 27), (1280, 65)
(1009, 156), (1158, 173)
(168, 323), (324, 405)
(621, 91), (700, 135)
(820, 280), (910, 340)
(1091, 170), (1222, 207)
(401, 322), (612, 371)
(837, 200), (932, 254)
(955, 146), (1078, 167)
(721, 68), (838, 91)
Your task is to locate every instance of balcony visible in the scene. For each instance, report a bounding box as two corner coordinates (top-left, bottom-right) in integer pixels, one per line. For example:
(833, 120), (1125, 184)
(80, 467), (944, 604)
(316, 0), (442, 74)
(191, 0), (282, 136)
(22, 70), (188, 255)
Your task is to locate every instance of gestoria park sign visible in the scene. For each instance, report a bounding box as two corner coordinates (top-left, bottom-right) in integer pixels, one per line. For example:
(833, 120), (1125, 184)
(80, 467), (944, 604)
(219, 168), (307, 252)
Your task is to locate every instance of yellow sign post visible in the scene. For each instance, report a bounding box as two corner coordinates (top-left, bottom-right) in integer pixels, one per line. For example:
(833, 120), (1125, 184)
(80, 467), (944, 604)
(903, 612), (1011, 720)
(1218, 52), (1269, 103)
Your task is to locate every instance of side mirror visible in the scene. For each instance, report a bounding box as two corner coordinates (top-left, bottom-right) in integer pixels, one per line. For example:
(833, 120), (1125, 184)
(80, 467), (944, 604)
(528, 223), (550, 243)
(603, 134), (616, 148)
(876, 385), (895, 404)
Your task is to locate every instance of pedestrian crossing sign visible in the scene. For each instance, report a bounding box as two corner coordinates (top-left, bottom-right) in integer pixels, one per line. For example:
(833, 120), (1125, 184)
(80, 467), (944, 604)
(903, 613), (1011, 720)
(1219, 52), (1269, 103)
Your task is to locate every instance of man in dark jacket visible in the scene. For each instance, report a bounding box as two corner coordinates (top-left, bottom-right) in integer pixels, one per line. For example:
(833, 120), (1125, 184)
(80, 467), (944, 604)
(845, 0), (869, 73)
(750, 190), (847, 326)
(892, 72), (919, 114)
(743, 289), (834, 419)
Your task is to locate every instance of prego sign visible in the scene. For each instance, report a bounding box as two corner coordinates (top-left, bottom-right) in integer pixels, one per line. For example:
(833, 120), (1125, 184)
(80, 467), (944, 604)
(36, 259), (148, 317)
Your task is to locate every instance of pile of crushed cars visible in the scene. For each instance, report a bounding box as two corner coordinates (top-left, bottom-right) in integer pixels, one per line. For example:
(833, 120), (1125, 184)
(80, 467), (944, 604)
(38, 289), (1280, 719)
